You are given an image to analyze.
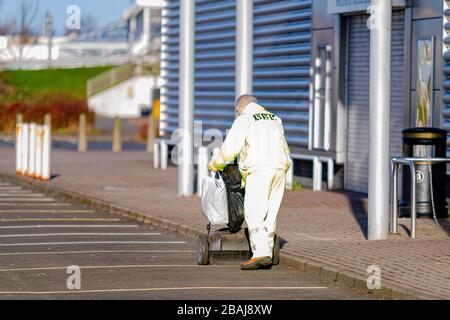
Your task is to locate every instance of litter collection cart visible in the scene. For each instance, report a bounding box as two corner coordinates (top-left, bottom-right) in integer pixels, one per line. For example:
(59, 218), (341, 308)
(197, 164), (280, 265)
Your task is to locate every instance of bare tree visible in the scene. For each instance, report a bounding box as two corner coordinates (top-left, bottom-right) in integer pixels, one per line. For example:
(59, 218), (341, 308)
(17, 0), (41, 61)
(0, 16), (17, 36)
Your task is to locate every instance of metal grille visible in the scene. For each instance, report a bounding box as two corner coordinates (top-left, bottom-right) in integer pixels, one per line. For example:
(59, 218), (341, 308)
(253, 0), (312, 148)
(442, 0), (450, 156)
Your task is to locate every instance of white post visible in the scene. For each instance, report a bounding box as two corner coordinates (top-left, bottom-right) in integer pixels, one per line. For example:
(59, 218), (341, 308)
(197, 146), (209, 197)
(28, 123), (37, 177)
(368, 0), (392, 240)
(313, 56), (323, 149)
(35, 125), (43, 179)
(286, 159), (294, 190)
(153, 142), (160, 169)
(327, 158), (334, 190)
(21, 123), (29, 176)
(15, 124), (23, 175)
(313, 157), (322, 191)
(161, 141), (168, 171)
(143, 7), (152, 53)
(324, 46), (333, 151)
(41, 125), (51, 181)
(236, 0), (253, 97)
(178, 0), (195, 196)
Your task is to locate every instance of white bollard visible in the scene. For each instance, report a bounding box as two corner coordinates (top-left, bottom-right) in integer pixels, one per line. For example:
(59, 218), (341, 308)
(15, 124), (23, 175)
(197, 146), (209, 197)
(153, 142), (160, 169)
(28, 123), (37, 177)
(210, 147), (221, 177)
(286, 158), (294, 190)
(160, 141), (168, 170)
(313, 157), (322, 191)
(41, 125), (51, 181)
(35, 125), (44, 179)
(21, 123), (29, 176)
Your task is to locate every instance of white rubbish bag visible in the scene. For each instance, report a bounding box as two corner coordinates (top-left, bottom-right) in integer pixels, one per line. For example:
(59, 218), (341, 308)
(201, 176), (229, 225)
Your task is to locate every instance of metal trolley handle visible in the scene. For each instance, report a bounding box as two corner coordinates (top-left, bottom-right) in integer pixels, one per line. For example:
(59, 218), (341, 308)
(390, 157), (450, 239)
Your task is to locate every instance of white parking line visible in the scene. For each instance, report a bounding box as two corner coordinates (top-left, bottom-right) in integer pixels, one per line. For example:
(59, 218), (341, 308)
(0, 264), (233, 272)
(0, 250), (196, 256)
(0, 233), (162, 238)
(0, 241), (187, 246)
(0, 194), (45, 197)
(0, 286), (328, 295)
(0, 198), (55, 202)
(0, 203), (72, 207)
(0, 224), (139, 229)
(0, 218), (122, 222)
(0, 210), (96, 214)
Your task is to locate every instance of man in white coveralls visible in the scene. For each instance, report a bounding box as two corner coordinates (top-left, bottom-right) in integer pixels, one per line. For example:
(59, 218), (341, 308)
(208, 95), (291, 270)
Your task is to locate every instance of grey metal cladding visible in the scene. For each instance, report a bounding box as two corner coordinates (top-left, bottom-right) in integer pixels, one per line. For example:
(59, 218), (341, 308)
(253, 0), (313, 148)
(160, 0), (180, 139)
(160, 0), (313, 148)
(194, 0), (237, 134)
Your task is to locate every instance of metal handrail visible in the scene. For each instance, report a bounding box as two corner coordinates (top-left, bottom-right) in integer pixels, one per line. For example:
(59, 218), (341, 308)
(87, 63), (160, 97)
(390, 157), (450, 239)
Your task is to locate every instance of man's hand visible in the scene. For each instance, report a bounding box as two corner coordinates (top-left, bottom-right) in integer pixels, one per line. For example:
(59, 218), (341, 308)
(208, 160), (218, 172)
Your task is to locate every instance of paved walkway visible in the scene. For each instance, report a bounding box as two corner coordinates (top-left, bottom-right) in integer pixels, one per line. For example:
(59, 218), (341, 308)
(1, 147), (449, 299)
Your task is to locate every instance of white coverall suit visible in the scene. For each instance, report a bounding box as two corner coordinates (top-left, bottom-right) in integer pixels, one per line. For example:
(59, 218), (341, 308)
(211, 102), (291, 259)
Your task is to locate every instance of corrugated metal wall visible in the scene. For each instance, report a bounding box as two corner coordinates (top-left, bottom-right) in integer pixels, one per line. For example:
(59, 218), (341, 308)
(346, 12), (405, 193)
(160, 0), (180, 138)
(160, 0), (313, 147)
(443, 1), (450, 155)
(253, 0), (312, 148)
(194, 0), (237, 133)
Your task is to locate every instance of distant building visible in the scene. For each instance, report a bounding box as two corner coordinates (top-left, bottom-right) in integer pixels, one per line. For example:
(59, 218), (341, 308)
(124, 0), (163, 57)
(0, 21), (130, 69)
(87, 0), (163, 118)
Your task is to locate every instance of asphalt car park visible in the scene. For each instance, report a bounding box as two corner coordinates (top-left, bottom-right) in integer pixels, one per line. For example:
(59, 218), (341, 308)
(0, 180), (376, 300)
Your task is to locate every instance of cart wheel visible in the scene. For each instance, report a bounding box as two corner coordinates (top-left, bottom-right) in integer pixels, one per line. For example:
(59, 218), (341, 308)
(197, 234), (210, 265)
(272, 235), (280, 266)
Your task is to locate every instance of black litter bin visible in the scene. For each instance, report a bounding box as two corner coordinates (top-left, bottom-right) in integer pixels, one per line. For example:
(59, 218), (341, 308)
(401, 128), (448, 218)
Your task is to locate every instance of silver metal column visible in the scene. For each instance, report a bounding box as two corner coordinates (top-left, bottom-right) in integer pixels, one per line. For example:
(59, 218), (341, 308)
(368, 0), (392, 240)
(236, 0), (253, 98)
(178, 0), (195, 196)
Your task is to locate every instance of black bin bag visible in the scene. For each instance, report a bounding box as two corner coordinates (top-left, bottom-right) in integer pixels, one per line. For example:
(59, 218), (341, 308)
(219, 164), (245, 233)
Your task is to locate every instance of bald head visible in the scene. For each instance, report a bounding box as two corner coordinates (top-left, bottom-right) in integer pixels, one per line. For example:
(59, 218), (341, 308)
(235, 94), (257, 115)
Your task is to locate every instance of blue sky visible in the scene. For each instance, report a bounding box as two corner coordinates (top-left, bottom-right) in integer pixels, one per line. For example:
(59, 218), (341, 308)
(0, 0), (132, 35)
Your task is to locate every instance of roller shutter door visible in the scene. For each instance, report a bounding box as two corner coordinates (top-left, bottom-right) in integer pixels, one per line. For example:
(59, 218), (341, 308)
(346, 12), (405, 193)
